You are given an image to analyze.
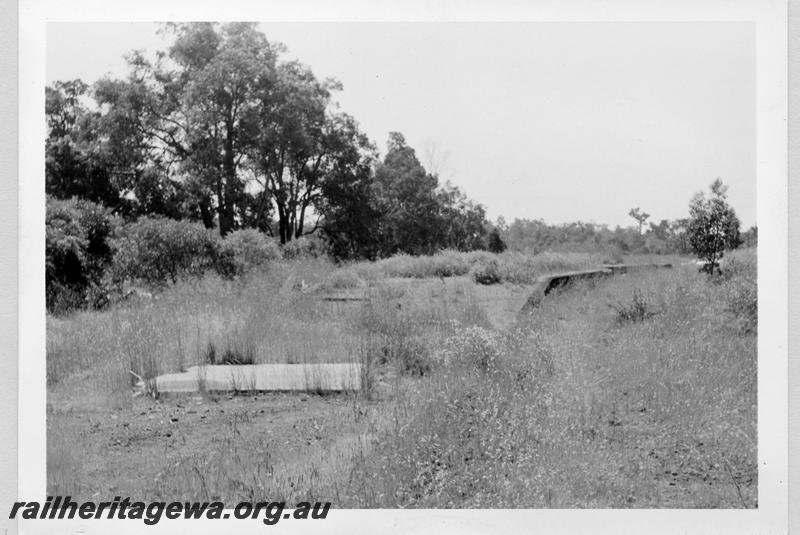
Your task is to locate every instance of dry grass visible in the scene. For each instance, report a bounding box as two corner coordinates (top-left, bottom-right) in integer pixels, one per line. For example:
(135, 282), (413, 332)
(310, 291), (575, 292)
(48, 260), (351, 396)
(343, 255), (756, 507)
(47, 249), (755, 507)
(350, 249), (613, 284)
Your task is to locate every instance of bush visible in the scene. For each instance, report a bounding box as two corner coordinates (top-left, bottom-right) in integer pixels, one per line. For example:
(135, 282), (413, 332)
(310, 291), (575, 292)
(470, 257), (502, 285)
(46, 197), (116, 313)
(370, 253), (432, 279)
(217, 229), (282, 276)
(361, 251), (478, 280)
(437, 326), (505, 371)
(609, 289), (657, 324)
(112, 217), (220, 286)
(430, 250), (472, 278)
(318, 268), (365, 292)
(281, 235), (329, 259)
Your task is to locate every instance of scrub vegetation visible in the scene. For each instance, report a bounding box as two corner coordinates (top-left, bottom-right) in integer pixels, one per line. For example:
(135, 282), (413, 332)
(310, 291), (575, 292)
(47, 249), (756, 508)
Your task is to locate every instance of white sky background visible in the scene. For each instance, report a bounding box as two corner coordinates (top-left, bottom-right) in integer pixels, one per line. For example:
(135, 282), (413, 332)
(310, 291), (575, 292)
(46, 22), (756, 229)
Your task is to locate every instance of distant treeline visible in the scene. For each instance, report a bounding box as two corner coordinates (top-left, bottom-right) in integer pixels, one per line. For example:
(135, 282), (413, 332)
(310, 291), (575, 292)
(498, 217), (757, 257)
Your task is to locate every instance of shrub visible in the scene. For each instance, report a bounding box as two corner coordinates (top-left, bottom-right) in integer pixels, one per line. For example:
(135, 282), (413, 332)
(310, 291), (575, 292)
(217, 228), (282, 276)
(609, 289), (657, 324)
(46, 197), (116, 313)
(430, 250), (471, 278)
(362, 251), (477, 280)
(318, 268), (365, 292)
(438, 326), (505, 372)
(463, 250), (495, 264)
(373, 253), (433, 278)
(470, 257), (502, 285)
(281, 234), (329, 259)
(111, 217), (220, 286)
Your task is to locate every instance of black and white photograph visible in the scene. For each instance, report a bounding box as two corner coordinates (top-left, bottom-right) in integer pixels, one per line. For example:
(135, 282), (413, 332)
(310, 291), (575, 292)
(8, 0), (791, 533)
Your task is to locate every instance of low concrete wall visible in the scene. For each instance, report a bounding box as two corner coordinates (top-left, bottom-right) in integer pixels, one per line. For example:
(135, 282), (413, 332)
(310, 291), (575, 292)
(519, 263), (672, 313)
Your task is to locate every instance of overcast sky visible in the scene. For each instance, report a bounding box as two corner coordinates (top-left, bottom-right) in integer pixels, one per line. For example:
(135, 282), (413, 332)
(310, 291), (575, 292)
(47, 22), (756, 228)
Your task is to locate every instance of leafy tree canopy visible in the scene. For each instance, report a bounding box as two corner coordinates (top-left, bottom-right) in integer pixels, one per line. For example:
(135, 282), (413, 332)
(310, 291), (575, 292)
(687, 178), (742, 273)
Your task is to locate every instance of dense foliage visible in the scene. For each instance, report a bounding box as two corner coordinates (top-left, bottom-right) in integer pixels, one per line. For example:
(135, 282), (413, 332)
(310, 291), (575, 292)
(46, 23), (494, 260)
(111, 217), (223, 286)
(216, 228), (283, 276)
(45, 206), (287, 312)
(45, 197), (116, 312)
(687, 179), (743, 273)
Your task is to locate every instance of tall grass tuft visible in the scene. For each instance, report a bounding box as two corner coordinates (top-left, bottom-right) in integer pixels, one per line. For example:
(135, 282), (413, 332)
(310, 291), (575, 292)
(609, 289), (657, 325)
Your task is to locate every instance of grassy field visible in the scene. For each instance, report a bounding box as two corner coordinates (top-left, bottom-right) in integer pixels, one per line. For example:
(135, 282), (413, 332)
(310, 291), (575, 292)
(47, 249), (756, 507)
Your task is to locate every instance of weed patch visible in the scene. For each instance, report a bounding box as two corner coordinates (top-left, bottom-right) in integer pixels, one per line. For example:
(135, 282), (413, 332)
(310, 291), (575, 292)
(470, 258), (502, 285)
(317, 268), (365, 292)
(610, 289), (658, 325)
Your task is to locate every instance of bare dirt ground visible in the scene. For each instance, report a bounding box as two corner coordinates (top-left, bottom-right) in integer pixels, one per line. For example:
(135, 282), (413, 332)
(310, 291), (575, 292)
(48, 392), (367, 502)
(49, 381), (755, 507)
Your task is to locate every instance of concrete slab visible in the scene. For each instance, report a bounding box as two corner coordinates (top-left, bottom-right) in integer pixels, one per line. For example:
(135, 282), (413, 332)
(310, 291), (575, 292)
(145, 363), (362, 393)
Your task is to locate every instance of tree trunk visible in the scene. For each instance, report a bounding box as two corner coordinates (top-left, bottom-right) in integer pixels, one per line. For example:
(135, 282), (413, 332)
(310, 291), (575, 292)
(214, 176), (229, 236)
(219, 125), (237, 236)
(198, 196), (214, 229)
(277, 203), (288, 244)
